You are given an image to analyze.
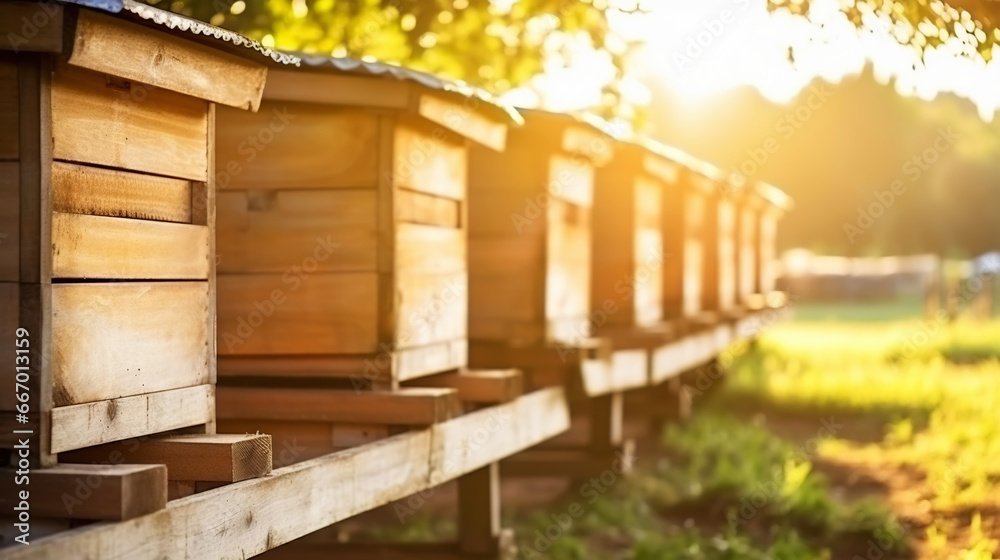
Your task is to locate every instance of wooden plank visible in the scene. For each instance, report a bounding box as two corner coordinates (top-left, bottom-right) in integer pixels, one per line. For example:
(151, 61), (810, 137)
(263, 70), (410, 109)
(395, 223), (465, 274)
(0, 2), (63, 53)
(417, 93), (507, 152)
(0, 464), (166, 521)
(16, 55), (55, 467)
(396, 188), (460, 228)
(0, 162), (18, 281)
(51, 213), (209, 280)
(393, 116), (466, 199)
(634, 226), (664, 326)
(68, 10), (266, 111)
(395, 339), (468, 382)
(0, 58), (17, 159)
(457, 463), (501, 555)
(215, 103), (378, 191)
(545, 216), (591, 328)
(216, 189), (377, 274)
(50, 385), (215, 454)
(50, 63), (208, 181)
(0, 283), (18, 410)
(548, 154), (594, 207)
(60, 434), (272, 483)
(51, 161), (192, 223)
(51, 282), (210, 406)
(216, 387), (462, 426)
(217, 272), (379, 355)
(395, 271), (467, 349)
(407, 369), (523, 404)
(5, 388), (569, 560)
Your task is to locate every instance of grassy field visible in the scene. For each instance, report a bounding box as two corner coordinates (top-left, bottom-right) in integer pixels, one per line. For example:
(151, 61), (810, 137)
(361, 305), (1000, 559)
(501, 310), (1000, 559)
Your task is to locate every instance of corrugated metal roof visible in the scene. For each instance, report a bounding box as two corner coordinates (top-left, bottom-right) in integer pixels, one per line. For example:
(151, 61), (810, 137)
(120, 1), (300, 65)
(297, 55), (521, 124)
(51, 0), (300, 65)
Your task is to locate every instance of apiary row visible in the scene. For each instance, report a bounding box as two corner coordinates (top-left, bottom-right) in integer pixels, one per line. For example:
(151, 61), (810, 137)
(0, 1), (790, 558)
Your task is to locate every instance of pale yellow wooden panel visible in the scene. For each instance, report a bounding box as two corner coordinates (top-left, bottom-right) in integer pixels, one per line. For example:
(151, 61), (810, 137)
(50, 384), (213, 454)
(217, 272), (378, 355)
(215, 103), (379, 190)
(396, 223), (465, 275)
(545, 219), (590, 323)
(548, 155), (593, 208)
(52, 161), (192, 223)
(51, 213), (209, 280)
(396, 188), (460, 228)
(634, 227), (664, 326)
(50, 63), (208, 181)
(395, 270), (467, 349)
(394, 116), (466, 200)
(68, 10), (266, 110)
(216, 189), (377, 274)
(51, 282), (211, 406)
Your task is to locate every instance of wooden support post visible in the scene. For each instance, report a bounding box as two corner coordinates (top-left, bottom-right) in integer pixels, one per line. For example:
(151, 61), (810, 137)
(458, 463), (503, 556)
(589, 392), (623, 453)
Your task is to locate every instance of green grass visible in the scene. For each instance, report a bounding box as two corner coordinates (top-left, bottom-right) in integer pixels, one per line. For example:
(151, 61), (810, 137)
(363, 312), (1000, 559)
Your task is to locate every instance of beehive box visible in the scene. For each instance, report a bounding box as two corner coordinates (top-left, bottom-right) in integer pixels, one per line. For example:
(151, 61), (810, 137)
(209, 59), (526, 463)
(0, 1), (284, 466)
(213, 59), (513, 389)
(467, 111), (646, 397)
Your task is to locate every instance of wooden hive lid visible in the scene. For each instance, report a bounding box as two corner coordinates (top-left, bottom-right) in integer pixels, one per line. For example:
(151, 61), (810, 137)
(515, 109), (617, 166)
(261, 55), (519, 152)
(1, 0), (300, 111)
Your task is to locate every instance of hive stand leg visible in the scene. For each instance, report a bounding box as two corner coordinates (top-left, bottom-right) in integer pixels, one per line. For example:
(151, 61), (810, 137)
(644, 377), (688, 442)
(588, 392), (633, 477)
(458, 463), (514, 559)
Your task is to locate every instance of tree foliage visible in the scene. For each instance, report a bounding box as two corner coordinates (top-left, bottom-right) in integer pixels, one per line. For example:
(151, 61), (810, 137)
(146, 0), (630, 99)
(769, 0), (1000, 62)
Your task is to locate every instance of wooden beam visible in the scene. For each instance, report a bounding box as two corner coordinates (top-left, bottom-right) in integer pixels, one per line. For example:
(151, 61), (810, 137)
(51, 162), (193, 224)
(0, 464), (166, 521)
(216, 387), (462, 425)
(263, 69), (411, 108)
(50, 385), (214, 454)
(4, 388), (570, 560)
(417, 93), (507, 152)
(405, 369), (523, 404)
(67, 10), (267, 111)
(60, 434), (273, 483)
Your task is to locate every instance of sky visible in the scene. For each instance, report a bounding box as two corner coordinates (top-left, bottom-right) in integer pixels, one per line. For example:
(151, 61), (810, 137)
(504, 0), (1000, 123)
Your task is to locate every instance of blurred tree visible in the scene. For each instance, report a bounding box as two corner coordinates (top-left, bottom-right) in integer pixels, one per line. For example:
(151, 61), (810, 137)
(770, 0), (1000, 62)
(145, 0), (643, 118)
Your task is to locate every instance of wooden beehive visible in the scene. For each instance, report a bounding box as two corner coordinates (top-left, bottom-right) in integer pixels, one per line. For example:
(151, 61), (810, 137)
(0, 2), (278, 466)
(212, 61), (512, 387)
(701, 178), (741, 317)
(752, 181), (794, 301)
(467, 111), (649, 397)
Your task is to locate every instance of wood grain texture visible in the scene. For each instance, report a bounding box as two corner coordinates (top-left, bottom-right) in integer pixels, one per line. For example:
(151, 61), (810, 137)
(395, 188), (460, 228)
(395, 223), (465, 275)
(217, 387), (462, 425)
(6, 388), (569, 560)
(51, 282), (211, 406)
(68, 10), (266, 110)
(217, 272), (379, 355)
(395, 271), (467, 349)
(417, 93), (507, 152)
(50, 384), (214, 454)
(407, 369), (523, 404)
(0, 57), (17, 159)
(50, 63), (208, 181)
(61, 434), (273, 483)
(215, 103), (378, 191)
(0, 463), (166, 521)
(52, 161), (192, 223)
(216, 189), (377, 274)
(263, 70), (410, 109)
(51, 213), (209, 279)
(393, 116), (466, 200)
(0, 162), (18, 282)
